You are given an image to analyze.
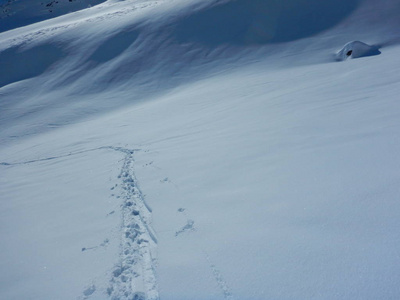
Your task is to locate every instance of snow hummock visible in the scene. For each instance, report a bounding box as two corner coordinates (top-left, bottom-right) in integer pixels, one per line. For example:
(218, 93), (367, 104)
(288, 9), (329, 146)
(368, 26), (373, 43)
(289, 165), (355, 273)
(336, 40), (381, 61)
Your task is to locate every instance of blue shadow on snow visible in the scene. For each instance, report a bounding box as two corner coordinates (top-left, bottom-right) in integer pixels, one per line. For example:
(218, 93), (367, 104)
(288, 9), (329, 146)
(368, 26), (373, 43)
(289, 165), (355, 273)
(174, 0), (360, 46)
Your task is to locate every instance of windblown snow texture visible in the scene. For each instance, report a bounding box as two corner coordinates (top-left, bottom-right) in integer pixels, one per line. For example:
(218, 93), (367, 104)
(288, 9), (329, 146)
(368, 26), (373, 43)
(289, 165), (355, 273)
(0, 0), (106, 33)
(1, 0), (400, 299)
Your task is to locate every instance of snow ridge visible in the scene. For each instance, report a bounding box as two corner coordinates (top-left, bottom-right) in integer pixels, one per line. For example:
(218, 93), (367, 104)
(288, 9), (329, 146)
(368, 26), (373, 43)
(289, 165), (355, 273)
(108, 147), (159, 300)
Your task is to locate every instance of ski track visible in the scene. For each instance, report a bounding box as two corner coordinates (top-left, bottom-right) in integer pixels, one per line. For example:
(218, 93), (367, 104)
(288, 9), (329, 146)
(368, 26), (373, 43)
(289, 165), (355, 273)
(107, 147), (159, 300)
(1, 146), (159, 300)
(2, 146), (236, 300)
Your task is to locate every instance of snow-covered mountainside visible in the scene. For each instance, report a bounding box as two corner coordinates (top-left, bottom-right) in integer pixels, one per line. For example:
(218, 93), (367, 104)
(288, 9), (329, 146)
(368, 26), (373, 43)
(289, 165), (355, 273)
(0, 0), (106, 33)
(1, 0), (400, 299)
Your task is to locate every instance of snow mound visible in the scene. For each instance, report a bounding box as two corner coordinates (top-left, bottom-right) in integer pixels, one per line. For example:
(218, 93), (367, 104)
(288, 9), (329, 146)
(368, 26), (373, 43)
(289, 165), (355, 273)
(336, 41), (381, 61)
(173, 0), (360, 46)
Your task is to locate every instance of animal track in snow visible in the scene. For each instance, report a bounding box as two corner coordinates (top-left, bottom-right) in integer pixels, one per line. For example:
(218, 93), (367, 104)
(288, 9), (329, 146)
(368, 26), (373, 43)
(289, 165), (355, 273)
(174, 208), (234, 299)
(207, 256), (234, 300)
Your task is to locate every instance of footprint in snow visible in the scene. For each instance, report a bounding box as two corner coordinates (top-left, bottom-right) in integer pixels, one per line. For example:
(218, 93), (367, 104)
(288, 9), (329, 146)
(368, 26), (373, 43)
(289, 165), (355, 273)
(82, 284), (96, 298)
(175, 219), (195, 237)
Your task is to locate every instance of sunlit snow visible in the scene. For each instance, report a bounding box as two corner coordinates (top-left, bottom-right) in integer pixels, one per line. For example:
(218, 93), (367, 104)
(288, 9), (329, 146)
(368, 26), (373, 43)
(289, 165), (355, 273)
(1, 0), (400, 299)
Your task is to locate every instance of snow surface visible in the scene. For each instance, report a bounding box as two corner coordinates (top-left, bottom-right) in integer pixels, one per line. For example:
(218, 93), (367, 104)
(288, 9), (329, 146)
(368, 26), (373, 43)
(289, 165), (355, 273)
(0, 0), (106, 33)
(1, 0), (400, 299)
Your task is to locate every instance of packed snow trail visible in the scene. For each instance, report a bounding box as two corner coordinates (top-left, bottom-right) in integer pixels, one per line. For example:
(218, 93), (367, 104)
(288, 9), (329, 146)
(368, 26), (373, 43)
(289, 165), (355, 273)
(107, 147), (159, 300)
(1, 146), (159, 300)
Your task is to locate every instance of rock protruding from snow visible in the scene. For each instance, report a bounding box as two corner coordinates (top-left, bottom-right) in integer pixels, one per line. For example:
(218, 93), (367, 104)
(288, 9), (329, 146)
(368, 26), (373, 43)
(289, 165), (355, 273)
(336, 41), (381, 61)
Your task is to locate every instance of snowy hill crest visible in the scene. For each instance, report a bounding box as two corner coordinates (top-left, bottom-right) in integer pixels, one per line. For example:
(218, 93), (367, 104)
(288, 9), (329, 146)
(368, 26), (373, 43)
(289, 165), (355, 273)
(0, 0), (106, 32)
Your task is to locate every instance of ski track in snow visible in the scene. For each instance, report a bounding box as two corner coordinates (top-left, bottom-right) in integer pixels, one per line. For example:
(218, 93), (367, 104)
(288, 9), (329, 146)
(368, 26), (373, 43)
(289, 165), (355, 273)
(0, 146), (129, 166)
(107, 146), (159, 300)
(2, 146), (234, 300)
(1, 146), (159, 300)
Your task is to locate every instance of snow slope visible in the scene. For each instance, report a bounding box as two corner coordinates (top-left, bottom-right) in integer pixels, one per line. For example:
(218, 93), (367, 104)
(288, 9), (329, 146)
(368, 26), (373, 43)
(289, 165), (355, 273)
(0, 0), (106, 33)
(1, 0), (400, 299)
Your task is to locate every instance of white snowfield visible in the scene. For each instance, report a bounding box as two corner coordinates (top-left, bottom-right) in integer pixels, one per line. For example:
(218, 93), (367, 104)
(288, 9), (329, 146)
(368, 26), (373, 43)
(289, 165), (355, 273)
(1, 0), (400, 299)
